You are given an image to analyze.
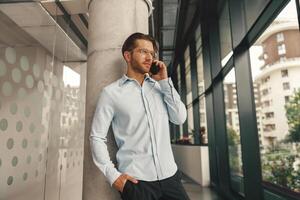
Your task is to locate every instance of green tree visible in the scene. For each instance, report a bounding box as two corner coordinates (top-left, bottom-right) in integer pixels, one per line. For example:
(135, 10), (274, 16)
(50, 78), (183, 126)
(285, 124), (300, 143)
(227, 127), (239, 146)
(262, 152), (300, 192)
(227, 127), (242, 174)
(285, 89), (300, 143)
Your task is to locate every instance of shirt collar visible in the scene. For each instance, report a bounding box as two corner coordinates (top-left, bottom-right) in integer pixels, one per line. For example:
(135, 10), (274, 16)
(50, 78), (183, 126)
(119, 73), (156, 87)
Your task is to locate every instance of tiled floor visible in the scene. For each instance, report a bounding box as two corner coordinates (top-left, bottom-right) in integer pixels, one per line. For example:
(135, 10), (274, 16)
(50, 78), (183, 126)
(181, 173), (225, 200)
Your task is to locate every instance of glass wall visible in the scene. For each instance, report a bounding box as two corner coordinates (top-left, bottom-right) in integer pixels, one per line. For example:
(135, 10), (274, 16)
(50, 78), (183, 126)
(249, 0), (300, 195)
(170, 0), (300, 199)
(176, 64), (184, 141)
(196, 24), (208, 145)
(196, 25), (205, 95)
(0, 2), (86, 200)
(199, 96), (208, 144)
(218, 0), (233, 67)
(172, 24), (209, 145)
(244, 0), (272, 31)
(223, 68), (245, 194)
(184, 47), (194, 143)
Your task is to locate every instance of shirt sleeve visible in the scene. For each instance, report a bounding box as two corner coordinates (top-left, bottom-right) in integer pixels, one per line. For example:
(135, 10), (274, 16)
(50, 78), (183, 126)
(158, 77), (187, 125)
(89, 88), (121, 186)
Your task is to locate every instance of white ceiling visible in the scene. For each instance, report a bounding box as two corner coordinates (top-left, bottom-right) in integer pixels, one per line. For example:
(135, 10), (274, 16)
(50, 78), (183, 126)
(0, 2), (87, 62)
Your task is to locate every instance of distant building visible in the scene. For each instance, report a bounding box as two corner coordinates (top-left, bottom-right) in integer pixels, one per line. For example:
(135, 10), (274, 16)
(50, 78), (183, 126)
(224, 83), (263, 144)
(255, 20), (300, 145)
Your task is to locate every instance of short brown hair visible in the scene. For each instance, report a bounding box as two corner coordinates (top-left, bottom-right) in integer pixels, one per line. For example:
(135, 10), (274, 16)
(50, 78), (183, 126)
(121, 32), (158, 57)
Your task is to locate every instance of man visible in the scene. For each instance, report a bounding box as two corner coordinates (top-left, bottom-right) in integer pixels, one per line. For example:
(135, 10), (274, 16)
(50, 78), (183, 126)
(90, 32), (189, 200)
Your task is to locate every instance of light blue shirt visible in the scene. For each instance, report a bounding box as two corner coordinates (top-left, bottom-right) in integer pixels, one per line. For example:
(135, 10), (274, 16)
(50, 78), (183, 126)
(90, 74), (187, 186)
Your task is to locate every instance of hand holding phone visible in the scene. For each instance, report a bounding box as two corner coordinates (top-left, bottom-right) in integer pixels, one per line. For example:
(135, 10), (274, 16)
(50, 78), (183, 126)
(150, 62), (160, 75)
(149, 60), (168, 81)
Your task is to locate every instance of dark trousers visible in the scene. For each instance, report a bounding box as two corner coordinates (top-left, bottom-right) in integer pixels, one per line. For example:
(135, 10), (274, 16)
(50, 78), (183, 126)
(120, 170), (190, 200)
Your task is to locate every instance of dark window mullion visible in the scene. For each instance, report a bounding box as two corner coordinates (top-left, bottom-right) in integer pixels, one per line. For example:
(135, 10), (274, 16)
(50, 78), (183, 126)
(229, 0), (264, 200)
(205, 0), (233, 198)
(201, 4), (219, 188)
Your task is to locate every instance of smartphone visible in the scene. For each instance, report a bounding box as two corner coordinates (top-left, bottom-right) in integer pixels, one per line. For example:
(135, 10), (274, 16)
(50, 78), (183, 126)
(150, 63), (160, 75)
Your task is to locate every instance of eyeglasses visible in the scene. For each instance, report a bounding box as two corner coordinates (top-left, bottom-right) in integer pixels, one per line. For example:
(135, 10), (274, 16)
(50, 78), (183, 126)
(133, 48), (157, 59)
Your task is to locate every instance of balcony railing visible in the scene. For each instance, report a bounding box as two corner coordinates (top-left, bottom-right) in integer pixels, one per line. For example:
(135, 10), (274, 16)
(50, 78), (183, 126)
(260, 57), (300, 70)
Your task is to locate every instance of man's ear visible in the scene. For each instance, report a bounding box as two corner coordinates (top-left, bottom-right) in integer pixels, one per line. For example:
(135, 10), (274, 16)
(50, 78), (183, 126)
(124, 51), (131, 63)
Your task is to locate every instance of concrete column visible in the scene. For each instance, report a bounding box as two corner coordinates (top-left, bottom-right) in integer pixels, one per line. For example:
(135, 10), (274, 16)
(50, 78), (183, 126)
(83, 0), (152, 199)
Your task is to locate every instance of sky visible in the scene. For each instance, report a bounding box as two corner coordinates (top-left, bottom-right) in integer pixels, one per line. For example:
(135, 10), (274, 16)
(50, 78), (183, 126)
(224, 0), (298, 83)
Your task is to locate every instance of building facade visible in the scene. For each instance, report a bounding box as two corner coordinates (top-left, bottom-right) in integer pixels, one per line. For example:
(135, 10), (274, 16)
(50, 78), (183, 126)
(255, 20), (300, 145)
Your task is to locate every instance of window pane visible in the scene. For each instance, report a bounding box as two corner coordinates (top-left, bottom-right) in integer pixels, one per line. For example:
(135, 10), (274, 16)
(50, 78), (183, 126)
(179, 124), (183, 142)
(244, 0), (271, 30)
(199, 97), (208, 144)
(187, 104), (194, 144)
(185, 47), (192, 98)
(223, 69), (244, 191)
(218, 1), (232, 66)
(195, 24), (202, 52)
(184, 47), (191, 68)
(186, 70), (192, 100)
(183, 47), (193, 144)
(177, 64), (181, 95)
(196, 42), (205, 95)
(249, 1), (300, 194)
(176, 64), (183, 142)
(276, 32), (284, 42)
